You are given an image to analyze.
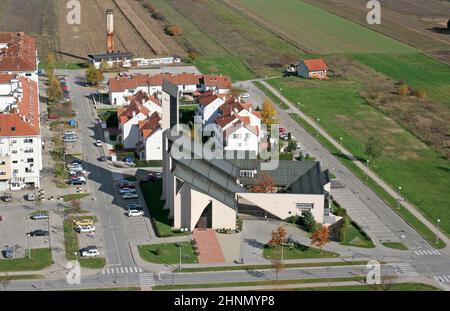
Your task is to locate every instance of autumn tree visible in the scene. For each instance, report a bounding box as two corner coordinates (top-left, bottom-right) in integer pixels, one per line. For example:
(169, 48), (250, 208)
(397, 84), (409, 96)
(86, 65), (104, 85)
(70, 199), (82, 214)
(100, 60), (110, 71)
(47, 76), (63, 102)
(364, 136), (383, 164)
(0, 273), (11, 290)
(45, 53), (56, 78)
(166, 25), (183, 37)
(268, 225), (287, 248)
(261, 100), (277, 127)
(250, 172), (275, 193)
(272, 260), (284, 283)
(310, 225), (330, 254)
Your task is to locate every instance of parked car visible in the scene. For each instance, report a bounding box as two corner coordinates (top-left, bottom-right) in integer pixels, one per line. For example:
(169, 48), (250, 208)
(94, 140), (102, 147)
(123, 156), (135, 163)
(240, 93), (250, 99)
(97, 156), (108, 162)
(119, 188), (136, 195)
(121, 193), (138, 199)
(63, 136), (77, 143)
(128, 210), (144, 217)
(80, 246), (100, 258)
(26, 193), (35, 201)
(70, 159), (82, 165)
(118, 182), (135, 189)
(75, 225), (96, 233)
(155, 173), (162, 180)
(2, 193), (12, 202)
(68, 178), (86, 186)
(2, 246), (13, 259)
(126, 203), (143, 211)
(73, 218), (94, 227)
(31, 213), (49, 220)
(28, 230), (49, 237)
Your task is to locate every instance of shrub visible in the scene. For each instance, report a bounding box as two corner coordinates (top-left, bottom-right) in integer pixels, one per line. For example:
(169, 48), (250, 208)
(165, 25), (183, 37)
(415, 88), (427, 98)
(188, 51), (199, 61)
(398, 84), (409, 96)
(152, 11), (164, 21)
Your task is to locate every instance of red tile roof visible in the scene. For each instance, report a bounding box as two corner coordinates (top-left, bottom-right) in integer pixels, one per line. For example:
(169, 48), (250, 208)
(303, 59), (328, 72)
(0, 73), (16, 84)
(0, 32), (37, 72)
(108, 73), (231, 93)
(128, 90), (161, 107)
(139, 112), (161, 139)
(117, 97), (151, 125)
(0, 76), (39, 137)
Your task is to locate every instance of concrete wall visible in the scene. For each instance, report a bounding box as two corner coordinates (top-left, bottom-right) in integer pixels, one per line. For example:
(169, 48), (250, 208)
(224, 127), (259, 155)
(121, 113), (148, 149)
(143, 129), (162, 160)
(238, 192), (325, 224)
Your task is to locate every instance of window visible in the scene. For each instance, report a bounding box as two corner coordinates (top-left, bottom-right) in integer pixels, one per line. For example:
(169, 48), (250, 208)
(24, 138), (33, 143)
(11, 140), (17, 144)
(27, 158), (34, 163)
(12, 160), (17, 164)
(239, 170), (254, 178)
(13, 169), (18, 174)
(245, 133), (251, 139)
(24, 148), (33, 153)
(233, 134), (241, 139)
(12, 150), (17, 154)
(11, 127), (16, 132)
(0, 160), (5, 165)
(295, 203), (314, 210)
(0, 170), (6, 175)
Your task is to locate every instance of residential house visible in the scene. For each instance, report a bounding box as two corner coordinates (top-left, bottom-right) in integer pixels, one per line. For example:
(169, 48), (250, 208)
(194, 90), (225, 125)
(137, 112), (162, 161)
(117, 91), (161, 150)
(297, 58), (328, 79)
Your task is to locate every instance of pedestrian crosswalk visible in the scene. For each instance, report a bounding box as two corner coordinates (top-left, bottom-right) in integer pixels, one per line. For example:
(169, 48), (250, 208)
(434, 275), (450, 283)
(414, 249), (441, 256)
(102, 266), (143, 275)
(395, 263), (419, 277)
(139, 273), (155, 287)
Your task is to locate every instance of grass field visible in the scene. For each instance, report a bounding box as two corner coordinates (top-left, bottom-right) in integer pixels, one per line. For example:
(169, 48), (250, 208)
(263, 243), (339, 260)
(289, 111), (445, 248)
(340, 223), (375, 248)
(194, 55), (255, 81)
(0, 249), (52, 272)
(138, 242), (198, 265)
(139, 181), (188, 237)
(382, 242), (408, 251)
(353, 53), (450, 107)
(269, 77), (450, 236)
(295, 282), (439, 291)
(229, 0), (416, 54)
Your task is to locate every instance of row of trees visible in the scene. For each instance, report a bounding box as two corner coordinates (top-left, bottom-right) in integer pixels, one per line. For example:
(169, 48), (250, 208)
(45, 54), (63, 103)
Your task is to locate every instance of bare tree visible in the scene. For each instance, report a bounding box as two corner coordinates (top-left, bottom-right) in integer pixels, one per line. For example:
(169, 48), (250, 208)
(0, 273), (12, 291)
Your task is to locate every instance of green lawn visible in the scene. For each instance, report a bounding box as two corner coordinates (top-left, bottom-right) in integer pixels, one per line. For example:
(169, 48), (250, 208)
(177, 260), (368, 273)
(153, 276), (363, 290)
(63, 220), (105, 269)
(0, 249), (52, 272)
(268, 77), (450, 237)
(139, 181), (188, 237)
(61, 193), (90, 202)
(138, 242), (198, 265)
(194, 55), (255, 81)
(353, 53), (450, 107)
(235, 0), (415, 53)
(288, 113), (445, 248)
(0, 274), (44, 280)
(382, 242), (408, 251)
(263, 243), (339, 260)
(295, 283), (439, 291)
(340, 223), (375, 249)
(254, 81), (289, 109)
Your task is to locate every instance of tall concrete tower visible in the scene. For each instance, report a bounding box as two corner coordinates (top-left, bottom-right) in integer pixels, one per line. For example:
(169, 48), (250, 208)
(106, 9), (114, 54)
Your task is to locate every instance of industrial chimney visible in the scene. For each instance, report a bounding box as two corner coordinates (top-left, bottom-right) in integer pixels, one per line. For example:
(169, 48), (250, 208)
(106, 9), (114, 54)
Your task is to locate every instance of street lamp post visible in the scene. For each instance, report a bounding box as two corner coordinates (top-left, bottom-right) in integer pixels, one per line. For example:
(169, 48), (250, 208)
(316, 118), (320, 136)
(365, 160), (370, 181)
(339, 137), (343, 153)
(398, 186), (403, 201)
(436, 219), (441, 244)
(176, 244), (182, 271)
(379, 240), (383, 263)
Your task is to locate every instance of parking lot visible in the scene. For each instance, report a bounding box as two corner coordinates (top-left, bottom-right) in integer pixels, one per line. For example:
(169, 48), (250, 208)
(0, 204), (50, 259)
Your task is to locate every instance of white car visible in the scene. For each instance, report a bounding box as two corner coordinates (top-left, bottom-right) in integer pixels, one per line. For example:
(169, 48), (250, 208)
(80, 247), (100, 258)
(128, 209), (144, 217)
(121, 192), (138, 199)
(75, 225), (96, 233)
(94, 140), (102, 147)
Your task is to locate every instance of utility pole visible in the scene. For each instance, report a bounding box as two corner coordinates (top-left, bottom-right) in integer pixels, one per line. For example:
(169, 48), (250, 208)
(436, 219), (441, 245)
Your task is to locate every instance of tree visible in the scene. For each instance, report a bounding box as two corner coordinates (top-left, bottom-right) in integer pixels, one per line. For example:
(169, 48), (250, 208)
(268, 225), (287, 248)
(165, 25), (183, 37)
(100, 60), (109, 71)
(397, 84), (409, 96)
(339, 215), (350, 242)
(301, 210), (317, 233)
(364, 136), (383, 164)
(272, 260), (284, 283)
(285, 140), (297, 153)
(0, 273), (11, 291)
(261, 100), (277, 127)
(152, 11), (164, 21)
(45, 53), (56, 78)
(310, 225), (330, 254)
(70, 199), (82, 214)
(86, 65), (104, 85)
(250, 172), (275, 193)
(47, 76), (63, 102)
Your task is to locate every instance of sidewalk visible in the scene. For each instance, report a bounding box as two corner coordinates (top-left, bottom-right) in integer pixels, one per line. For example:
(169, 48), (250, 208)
(259, 80), (450, 250)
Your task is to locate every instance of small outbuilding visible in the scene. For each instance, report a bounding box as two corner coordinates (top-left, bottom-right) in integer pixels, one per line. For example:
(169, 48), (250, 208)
(297, 58), (328, 79)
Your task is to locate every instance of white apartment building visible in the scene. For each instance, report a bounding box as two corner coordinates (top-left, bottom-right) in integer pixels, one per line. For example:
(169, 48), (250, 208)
(0, 75), (42, 190)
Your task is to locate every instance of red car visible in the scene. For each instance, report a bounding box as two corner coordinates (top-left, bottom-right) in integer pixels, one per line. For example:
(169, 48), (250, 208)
(118, 182), (135, 189)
